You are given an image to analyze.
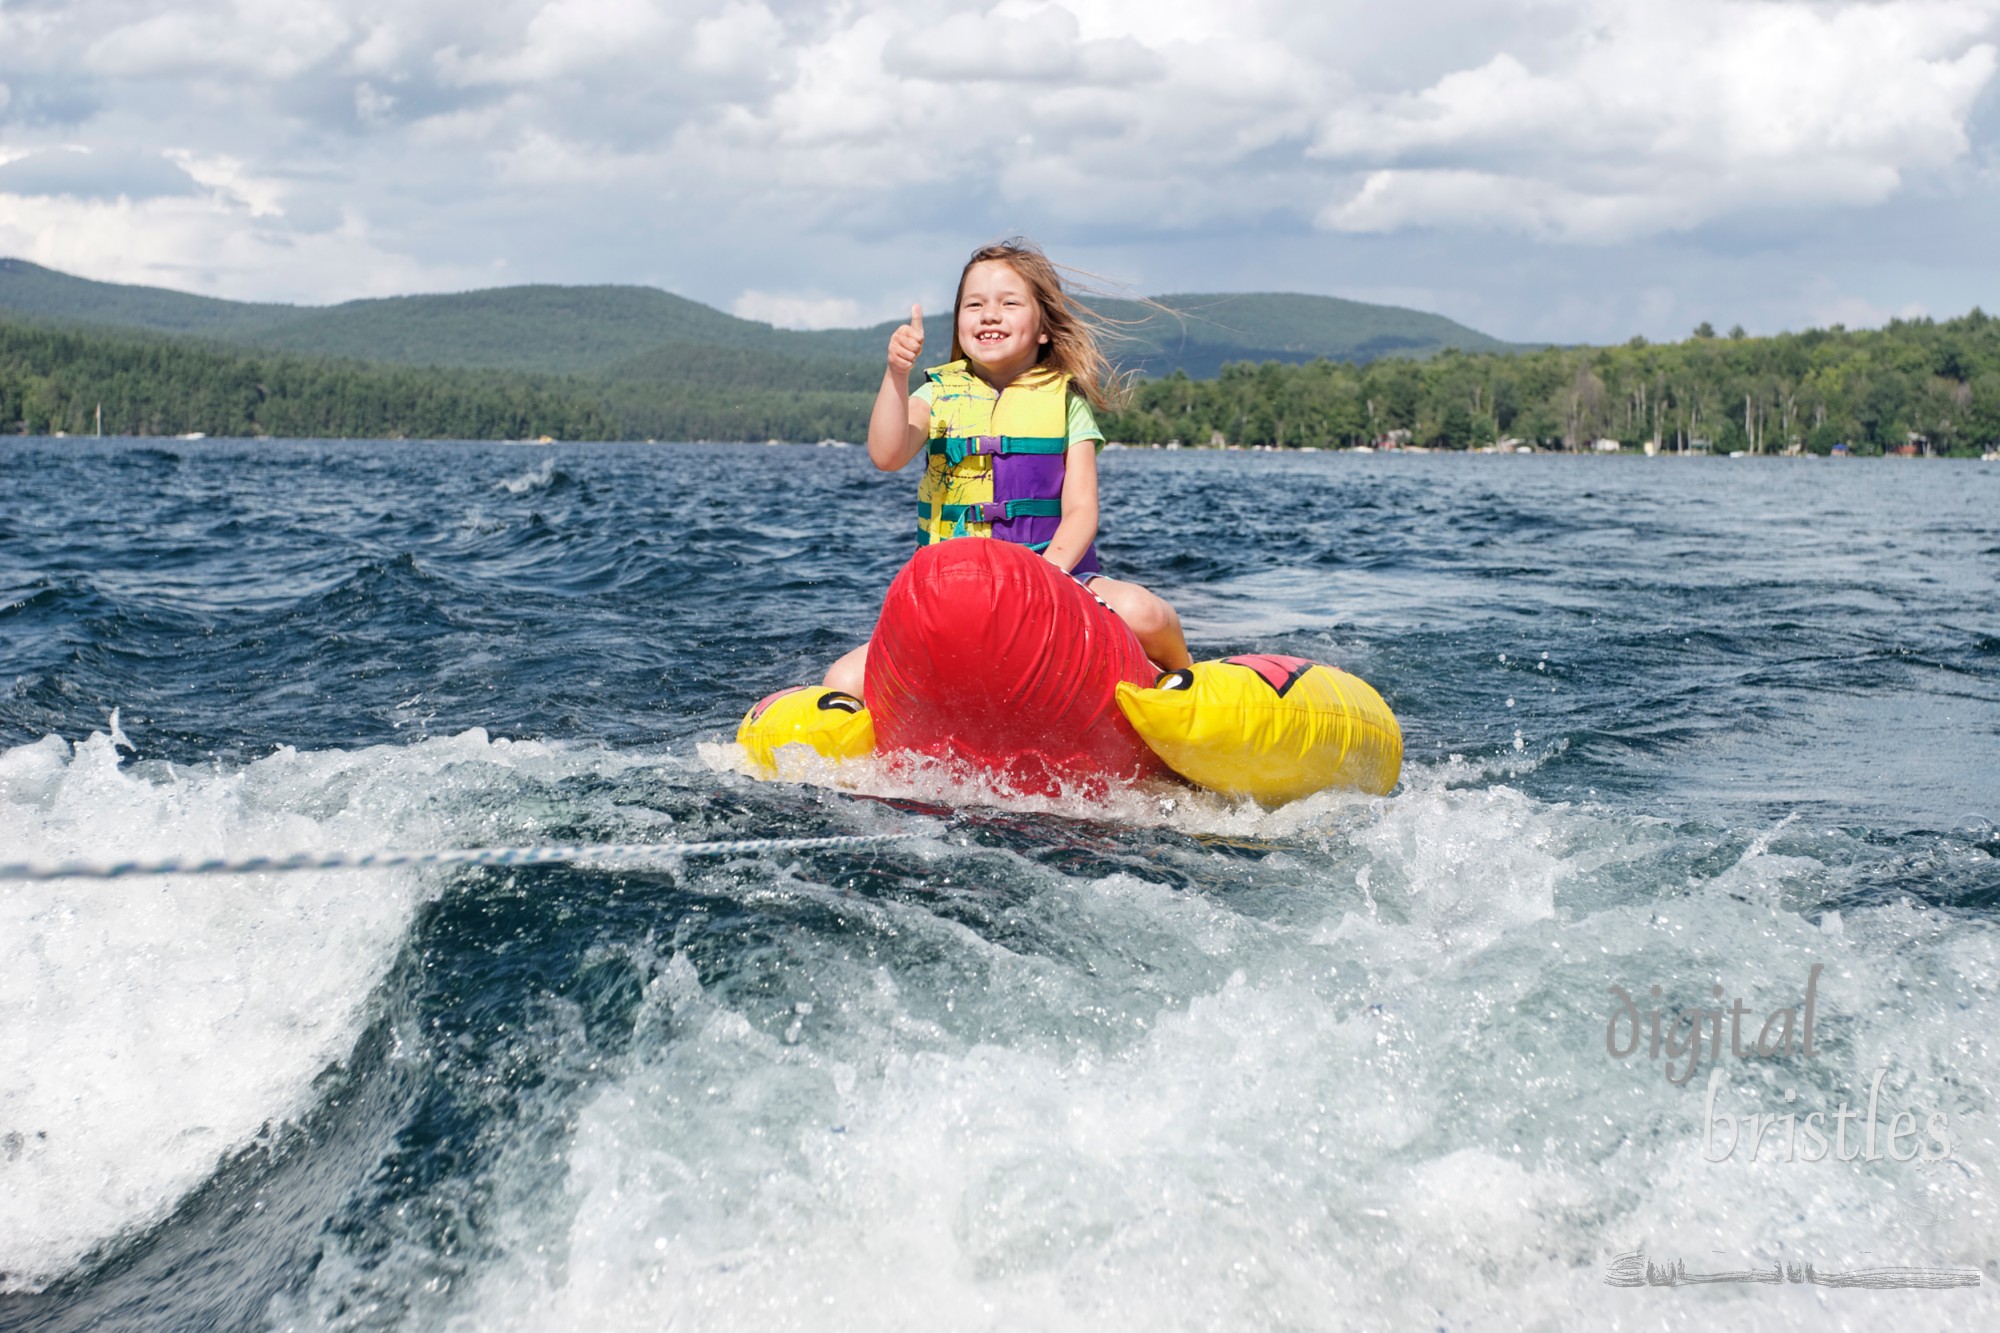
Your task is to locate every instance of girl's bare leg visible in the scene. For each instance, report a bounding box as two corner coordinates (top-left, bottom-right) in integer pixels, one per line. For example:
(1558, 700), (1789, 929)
(1089, 577), (1192, 672)
(824, 643), (868, 696)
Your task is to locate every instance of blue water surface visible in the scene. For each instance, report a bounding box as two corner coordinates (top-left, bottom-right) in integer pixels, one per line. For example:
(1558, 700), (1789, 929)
(1, 441), (1996, 1331)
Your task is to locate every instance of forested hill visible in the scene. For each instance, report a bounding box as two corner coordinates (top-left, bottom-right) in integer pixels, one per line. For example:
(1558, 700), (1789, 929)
(1093, 294), (1517, 378)
(0, 257), (296, 337)
(7, 302), (1996, 452)
(7, 259), (1993, 453)
(0, 259), (1517, 379)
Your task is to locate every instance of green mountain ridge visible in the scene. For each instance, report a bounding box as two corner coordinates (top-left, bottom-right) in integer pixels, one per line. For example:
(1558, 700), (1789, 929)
(10, 276), (1992, 452)
(0, 258), (1519, 381)
(0, 257), (298, 336)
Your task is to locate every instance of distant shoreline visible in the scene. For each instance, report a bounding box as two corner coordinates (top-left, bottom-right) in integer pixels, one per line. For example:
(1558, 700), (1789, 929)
(10, 433), (1997, 462)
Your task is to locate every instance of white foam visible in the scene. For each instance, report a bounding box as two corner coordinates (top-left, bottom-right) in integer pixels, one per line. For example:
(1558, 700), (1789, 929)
(700, 728), (1572, 844)
(696, 735), (1388, 837)
(422, 775), (1996, 1331)
(495, 456), (558, 495)
(0, 725), (626, 1291)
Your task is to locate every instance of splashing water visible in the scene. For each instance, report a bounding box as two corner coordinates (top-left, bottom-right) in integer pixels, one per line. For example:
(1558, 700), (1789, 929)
(0, 440), (1994, 1330)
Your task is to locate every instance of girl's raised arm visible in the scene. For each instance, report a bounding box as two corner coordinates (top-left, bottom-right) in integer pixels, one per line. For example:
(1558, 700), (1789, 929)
(868, 304), (930, 471)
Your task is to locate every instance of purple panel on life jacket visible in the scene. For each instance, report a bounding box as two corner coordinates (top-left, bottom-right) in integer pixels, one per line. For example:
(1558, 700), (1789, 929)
(992, 452), (1101, 577)
(991, 451), (1064, 507)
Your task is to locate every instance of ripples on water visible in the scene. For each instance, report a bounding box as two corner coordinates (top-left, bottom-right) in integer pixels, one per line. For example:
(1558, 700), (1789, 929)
(1, 441), (1996, 1330)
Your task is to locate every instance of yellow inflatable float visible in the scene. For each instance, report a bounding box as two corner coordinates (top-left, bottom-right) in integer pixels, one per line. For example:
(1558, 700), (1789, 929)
(739, 652), (1400, 806)
(737, 686), (874, 773)
(1114, 654), (1402, 802)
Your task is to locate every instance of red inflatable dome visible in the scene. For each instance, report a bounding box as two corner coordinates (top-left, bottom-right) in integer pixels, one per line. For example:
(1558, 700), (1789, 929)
(863, 539), (1167, 794)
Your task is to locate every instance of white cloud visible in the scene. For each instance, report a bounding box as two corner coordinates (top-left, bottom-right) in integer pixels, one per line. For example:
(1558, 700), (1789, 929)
(731, 290), (871, 329)
(354, 82), (397, 126)
(437, 0), (684, 87)
(886, 5), (1090, 83)
(0, 190), (463, 303)
(85, 1), (355, 81)
(1323, 170), (1652, 240)
(347, 18), (413, 76)
(0, 0), (1997, 341)
(690, 0), (786, 77)
(161, 150), (286, 218)
(1314, 0), (2000, 241)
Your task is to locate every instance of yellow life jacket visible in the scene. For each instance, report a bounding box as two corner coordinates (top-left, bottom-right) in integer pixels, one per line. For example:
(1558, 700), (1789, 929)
(916, 360), (1071, 549)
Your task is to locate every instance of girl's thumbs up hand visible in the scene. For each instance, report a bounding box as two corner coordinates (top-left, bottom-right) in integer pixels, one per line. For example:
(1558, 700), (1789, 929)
(887, 304), (924, 378)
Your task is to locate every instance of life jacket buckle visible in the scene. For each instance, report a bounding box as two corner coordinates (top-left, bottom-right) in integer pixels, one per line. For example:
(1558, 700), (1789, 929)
(940, 434), (1001, 466)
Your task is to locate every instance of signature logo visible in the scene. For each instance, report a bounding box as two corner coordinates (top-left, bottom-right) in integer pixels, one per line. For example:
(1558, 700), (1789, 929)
(1605, 1248), (1980, 1290)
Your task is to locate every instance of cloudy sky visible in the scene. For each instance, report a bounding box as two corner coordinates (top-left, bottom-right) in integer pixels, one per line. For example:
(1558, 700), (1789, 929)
(1, 0), (1996, 343)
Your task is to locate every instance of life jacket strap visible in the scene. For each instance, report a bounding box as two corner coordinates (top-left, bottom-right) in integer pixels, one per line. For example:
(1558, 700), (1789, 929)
(929, 434), (1068, 465)
(922, 497), (1065, 538)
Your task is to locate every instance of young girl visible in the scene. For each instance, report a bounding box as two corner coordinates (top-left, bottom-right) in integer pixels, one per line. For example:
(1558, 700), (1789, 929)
(823, 239), (1190, 696)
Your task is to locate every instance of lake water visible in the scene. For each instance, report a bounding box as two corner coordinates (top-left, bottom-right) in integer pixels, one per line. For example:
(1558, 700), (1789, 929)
(1, 441), (1996, 1330)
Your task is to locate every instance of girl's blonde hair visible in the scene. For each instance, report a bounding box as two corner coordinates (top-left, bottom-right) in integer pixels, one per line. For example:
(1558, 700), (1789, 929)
(948, 238), (1130, 412)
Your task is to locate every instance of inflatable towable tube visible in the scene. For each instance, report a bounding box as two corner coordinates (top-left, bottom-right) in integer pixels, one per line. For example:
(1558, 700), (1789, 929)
(866, 538), (1165, 793)
(736, 539), (1403, 803)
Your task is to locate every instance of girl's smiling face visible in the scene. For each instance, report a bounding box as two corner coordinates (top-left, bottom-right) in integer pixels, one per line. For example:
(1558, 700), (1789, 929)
(956, 259), (1048, 382)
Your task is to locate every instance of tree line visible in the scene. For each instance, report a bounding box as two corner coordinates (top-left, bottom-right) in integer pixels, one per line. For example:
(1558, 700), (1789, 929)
(1098, 312), (2000, 455)
(0, 321), (617, 440)
(0, 320), (870, 442)
(8, 308), (2000, 454)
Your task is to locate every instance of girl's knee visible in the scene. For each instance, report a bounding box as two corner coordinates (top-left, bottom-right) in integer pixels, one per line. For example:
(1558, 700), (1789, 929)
(1132, 602), (1170, 638)
(1116, 587), (1175, 637)
(824, 644), (868, 695)
(1098, 581), (1190, 669)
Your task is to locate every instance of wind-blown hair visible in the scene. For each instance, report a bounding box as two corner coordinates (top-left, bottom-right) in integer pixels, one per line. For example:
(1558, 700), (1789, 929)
(948, 238), (1131, 412)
